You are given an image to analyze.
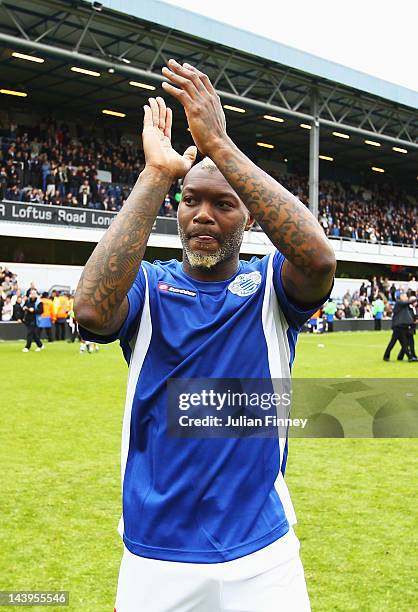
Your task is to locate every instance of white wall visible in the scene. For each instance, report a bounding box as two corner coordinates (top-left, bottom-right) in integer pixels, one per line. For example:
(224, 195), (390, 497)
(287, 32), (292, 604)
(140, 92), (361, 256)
(3, 262), (83, 293)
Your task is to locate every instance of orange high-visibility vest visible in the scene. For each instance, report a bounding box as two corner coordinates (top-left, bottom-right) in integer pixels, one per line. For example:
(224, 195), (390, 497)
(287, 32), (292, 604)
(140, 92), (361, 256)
(54, 295), (70, 319)
(40, 297), (53, 319)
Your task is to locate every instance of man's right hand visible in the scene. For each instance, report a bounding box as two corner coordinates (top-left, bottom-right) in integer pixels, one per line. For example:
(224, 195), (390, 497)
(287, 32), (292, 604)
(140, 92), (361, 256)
(143, 97), (197, 179)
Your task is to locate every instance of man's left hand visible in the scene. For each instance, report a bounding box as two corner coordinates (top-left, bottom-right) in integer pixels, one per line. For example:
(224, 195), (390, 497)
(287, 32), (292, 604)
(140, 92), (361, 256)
(162, 59), (227, 156)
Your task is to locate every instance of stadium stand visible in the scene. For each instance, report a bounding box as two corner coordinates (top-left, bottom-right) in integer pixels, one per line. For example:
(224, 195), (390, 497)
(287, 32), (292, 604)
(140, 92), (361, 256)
(1, 123), (417, 246)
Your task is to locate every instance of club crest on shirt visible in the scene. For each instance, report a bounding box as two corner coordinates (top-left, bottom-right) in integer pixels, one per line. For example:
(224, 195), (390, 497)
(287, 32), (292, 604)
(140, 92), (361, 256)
(228, 271), (262, 297)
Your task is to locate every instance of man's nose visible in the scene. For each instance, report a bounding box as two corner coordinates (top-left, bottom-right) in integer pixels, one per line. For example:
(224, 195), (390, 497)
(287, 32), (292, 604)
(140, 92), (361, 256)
(193, 201), (215, 224)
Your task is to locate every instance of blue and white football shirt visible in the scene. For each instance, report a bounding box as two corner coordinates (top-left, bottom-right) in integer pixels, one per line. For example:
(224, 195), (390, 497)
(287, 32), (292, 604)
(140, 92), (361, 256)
(81, 251), (324, 563)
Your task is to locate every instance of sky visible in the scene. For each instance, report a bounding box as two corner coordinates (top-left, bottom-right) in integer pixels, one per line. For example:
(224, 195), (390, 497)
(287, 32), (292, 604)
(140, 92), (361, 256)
(162, 0), (418, 92)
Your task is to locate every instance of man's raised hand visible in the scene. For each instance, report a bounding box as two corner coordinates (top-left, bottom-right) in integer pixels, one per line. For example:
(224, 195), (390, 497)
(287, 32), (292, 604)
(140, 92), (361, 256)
(142, 96), (197, 179)
(161, 60), (227, 156)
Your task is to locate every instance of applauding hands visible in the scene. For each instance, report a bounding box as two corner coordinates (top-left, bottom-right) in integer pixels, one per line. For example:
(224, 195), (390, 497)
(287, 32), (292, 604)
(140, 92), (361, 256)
(142, 95), (197, 180)
(162, 59), (227, 156)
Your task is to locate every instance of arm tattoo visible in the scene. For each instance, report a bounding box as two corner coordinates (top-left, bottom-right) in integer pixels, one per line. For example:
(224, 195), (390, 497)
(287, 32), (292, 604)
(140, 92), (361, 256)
(211, 139), (330, 276)
(75, 168), (172, 331)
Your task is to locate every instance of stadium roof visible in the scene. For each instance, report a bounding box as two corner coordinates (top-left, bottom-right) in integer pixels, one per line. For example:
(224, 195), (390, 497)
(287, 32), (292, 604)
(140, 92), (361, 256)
(0, 0), (416, 183)
(103, 0), (418, 111)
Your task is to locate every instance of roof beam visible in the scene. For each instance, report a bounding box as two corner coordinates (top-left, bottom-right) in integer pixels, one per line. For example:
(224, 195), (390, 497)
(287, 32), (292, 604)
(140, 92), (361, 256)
(0, 32), (416, 150)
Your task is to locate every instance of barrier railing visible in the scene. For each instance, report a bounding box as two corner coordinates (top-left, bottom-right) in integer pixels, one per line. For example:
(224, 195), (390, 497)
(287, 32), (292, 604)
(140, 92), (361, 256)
(1, 199), (417, 259)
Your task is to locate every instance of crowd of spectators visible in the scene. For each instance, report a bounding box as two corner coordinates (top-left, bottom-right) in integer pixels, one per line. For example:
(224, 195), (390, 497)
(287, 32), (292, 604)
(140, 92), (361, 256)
(0, 119), (181, 215)
(0, 265), (74, 342)
(328, 275), (418, 322)
(318, 181), (418, 246)
(0, 265), (22, 322)
(2, 263), (418, 328)
(1, 119), (417, 244)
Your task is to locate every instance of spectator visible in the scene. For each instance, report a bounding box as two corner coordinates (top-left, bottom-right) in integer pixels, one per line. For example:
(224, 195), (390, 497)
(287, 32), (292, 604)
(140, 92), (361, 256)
(53, 291), (70, 340)
(372, 296), (385, 331)
(41, 158), (50, 192)
(323, 299), (337, 332)
(5, 184), (20, 201)
(27, 188), (44, 203)
(359, 282), (368, 297)
(56, 165), (68, 197)
(382, 277), (391, 296)
(364, 303), (374, 320)
(10, 288), (23, 306)
(38, 291), (54, 342)
(12, 295), (24, 322)
(1, 295), (13, 321)
(22, 288), (44, 352)
(1, 122), (417, 246)
(78, 179), (91, 207)
(0, 166), (8, 199)
(2, 275), (13, 293)
(45, 168), (57, 200)
(26, 281), (38, 298)
(350, 300), (360, 318)
(160, 194), (172, 216)
(408, 276), (418, 294)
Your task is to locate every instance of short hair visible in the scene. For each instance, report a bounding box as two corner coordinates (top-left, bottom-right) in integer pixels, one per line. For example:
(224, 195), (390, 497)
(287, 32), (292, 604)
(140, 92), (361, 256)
(195, 157), (218, 173)
(182, 157), (219, 189)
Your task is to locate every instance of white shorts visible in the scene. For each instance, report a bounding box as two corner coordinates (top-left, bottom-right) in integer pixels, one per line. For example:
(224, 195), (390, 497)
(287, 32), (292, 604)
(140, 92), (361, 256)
(114, 528), (311, 612)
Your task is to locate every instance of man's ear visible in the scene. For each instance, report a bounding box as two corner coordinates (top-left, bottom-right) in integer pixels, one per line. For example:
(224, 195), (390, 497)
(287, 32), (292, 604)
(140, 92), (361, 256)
(245, 214), (255, 231)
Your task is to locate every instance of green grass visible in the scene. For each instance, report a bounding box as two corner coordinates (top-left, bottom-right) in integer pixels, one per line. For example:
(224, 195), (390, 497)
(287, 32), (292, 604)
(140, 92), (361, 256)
(1, 332), (416, 611)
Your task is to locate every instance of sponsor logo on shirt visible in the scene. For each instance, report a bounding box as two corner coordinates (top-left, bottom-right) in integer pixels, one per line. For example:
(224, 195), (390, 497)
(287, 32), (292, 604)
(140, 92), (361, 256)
(158, 282), (197, 297)
(228, 271), (262, 297)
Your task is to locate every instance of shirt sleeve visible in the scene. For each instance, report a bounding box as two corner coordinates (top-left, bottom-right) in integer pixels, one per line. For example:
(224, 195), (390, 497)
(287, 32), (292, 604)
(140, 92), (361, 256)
(272, 250), (333, 330)
(79, 265), (147, 345)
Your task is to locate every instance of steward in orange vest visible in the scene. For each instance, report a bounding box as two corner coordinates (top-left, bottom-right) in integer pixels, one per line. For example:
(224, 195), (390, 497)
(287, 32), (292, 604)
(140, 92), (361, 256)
(39, 292), (53, 342)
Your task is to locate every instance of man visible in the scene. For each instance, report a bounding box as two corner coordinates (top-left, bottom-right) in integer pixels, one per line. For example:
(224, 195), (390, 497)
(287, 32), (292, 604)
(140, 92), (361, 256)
(53, 291), (70, 340)
(25, 281), (37, 298)
(397, 296), (418, 361)
(56, 164), (68, 198)
(5, 184), (20, 201)
(12, 295), (24, 322)
(408, 276), (418, 294)
(45, 167), (57, 200)
(75, 60), (335, 612)
(78, 179), (91, 207)
(383, 293), (418, 362)
(22, 288), (44, 352)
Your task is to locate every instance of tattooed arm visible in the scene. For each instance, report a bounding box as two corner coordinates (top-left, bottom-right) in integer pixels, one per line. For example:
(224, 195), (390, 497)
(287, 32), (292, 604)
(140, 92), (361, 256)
(208, 139), (335, 303)
(74, 97), (197, 334)
(162, 60), (336, 304)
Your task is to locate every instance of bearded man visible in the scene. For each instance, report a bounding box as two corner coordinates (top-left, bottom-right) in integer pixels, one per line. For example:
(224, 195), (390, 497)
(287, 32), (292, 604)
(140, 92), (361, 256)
(75, 59), (335, 612)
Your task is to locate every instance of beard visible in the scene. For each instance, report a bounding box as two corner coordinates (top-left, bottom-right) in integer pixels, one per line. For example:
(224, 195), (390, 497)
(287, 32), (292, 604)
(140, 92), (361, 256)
(178, 219), (247, 270)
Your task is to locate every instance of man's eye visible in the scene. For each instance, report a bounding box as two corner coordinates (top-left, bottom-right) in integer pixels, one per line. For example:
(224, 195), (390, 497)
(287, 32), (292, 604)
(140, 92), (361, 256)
(183, 196), (195, 205)
(218, 201), (232, 209)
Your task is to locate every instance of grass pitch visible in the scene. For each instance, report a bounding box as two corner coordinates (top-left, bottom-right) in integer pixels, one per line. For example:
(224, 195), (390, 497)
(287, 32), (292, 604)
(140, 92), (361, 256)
(1, 331), (417, 611)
